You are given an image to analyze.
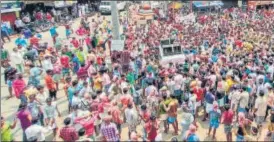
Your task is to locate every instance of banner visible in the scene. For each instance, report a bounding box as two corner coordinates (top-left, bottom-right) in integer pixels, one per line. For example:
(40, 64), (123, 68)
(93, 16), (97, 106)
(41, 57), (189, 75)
(257, 1), (273, 5)
(247, 1), (257, 11)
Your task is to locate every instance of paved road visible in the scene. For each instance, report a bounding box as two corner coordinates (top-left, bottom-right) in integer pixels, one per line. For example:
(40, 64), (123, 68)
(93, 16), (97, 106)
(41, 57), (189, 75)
(1, 11), (270, 141)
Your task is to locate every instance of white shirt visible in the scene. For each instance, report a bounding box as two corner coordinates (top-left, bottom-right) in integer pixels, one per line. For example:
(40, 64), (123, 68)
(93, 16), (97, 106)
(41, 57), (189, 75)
(255, 96), (267, 116)
(10, 52), (24, 64)
(36, 92), (48, 106)
(125, 108), (137, 125)
(239, 91), (249, 108)
(15, 19), (24, 27)
(174, 74), (183, 90)
(42, 59), (53, 71)
(36, 92), (48, 112)
(25, 124), (47, 141)
(229, 90), (241, 110)
(72, 96), (81, 107)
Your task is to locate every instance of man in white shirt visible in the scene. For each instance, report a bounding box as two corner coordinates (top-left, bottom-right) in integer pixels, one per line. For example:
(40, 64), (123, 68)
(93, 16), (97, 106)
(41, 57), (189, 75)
(25, 118), (48, 141)
(238, 87), (249, 114)
(71, 93), (81, 108)
(15, 18), (24, 33)
(124, 103), (138, 138)
(254, 91), (267, 127)
(228, 87), (241, 112)
(174, 72), (183, 104)
(42, 56), (53, 71)
(10, 48), (24, 73)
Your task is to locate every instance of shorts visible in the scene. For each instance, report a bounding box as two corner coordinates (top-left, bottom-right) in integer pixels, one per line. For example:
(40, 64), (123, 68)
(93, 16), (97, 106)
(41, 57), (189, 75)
(49, 90), (57, 99)
(167, 117), (176, 124)
(217, 97), (225, 107)
(206, 103), (213, 113)
(209, 121), (219, 128)
(7, 80), (12, 87)
(128, 123), (137, 132)
(255, 116), (264, 125)
(238, 107), (246, 114)
(196, 100), (201, 107)
(224, 124), (233, 134)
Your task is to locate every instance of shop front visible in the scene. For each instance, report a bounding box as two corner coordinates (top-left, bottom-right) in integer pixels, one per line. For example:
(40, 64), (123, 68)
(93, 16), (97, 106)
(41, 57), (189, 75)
(44, 1), (77, 22)
(1, 1), (23, 34)
(247, 0), (274, 10)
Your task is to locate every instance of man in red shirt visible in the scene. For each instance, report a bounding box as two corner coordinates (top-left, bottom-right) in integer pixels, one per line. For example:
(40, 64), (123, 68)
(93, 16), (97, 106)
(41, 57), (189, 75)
(60, 117), (79, 141)
(193, 84), (204, 117)
(35, 11), (43, 21)
(46, 12), (52, 21)
(60, 53), (70, 78)
(144, 115), (159, 141)
(70, 37), (80, 49)
(29, 34), (40, 47)
(221, 104), (234, 142)
(235, 38), (243, 48)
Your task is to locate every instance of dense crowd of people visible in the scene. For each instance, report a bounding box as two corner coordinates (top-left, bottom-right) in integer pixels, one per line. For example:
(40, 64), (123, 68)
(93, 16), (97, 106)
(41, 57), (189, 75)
(1, 2), (274, 142)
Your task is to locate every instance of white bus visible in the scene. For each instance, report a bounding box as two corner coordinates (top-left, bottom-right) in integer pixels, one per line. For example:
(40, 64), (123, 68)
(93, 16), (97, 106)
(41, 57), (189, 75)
(159, 38), (185, 67)
(99, 1), (127, 14)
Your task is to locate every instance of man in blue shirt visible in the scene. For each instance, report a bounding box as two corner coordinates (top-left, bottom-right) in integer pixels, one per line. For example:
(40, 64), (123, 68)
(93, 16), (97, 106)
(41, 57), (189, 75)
(68, 80), (79, 113)
(15, 35), (28, 48)
(203, 88), (215, 121)
(49, 26), (57, 44)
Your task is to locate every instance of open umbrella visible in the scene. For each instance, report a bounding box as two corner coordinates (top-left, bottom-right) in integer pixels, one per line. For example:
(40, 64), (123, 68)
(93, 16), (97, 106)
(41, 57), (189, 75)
(168, 2), (183, 9)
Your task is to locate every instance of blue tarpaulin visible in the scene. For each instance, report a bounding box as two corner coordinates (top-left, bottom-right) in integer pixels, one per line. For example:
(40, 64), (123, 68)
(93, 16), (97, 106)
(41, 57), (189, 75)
(193, 1), (224, 8)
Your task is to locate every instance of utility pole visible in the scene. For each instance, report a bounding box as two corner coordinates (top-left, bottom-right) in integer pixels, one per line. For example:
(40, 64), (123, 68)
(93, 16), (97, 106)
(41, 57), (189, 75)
(111, 1), (120, 40)
(163, 1), (168, 19)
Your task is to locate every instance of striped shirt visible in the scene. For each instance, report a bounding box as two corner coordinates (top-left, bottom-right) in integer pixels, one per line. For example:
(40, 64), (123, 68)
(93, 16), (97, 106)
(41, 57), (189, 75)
(100, 122), (119, 141)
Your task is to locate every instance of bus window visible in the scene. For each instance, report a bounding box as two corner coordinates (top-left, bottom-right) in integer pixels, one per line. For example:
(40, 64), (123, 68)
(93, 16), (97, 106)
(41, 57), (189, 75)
(161, 39), (170, 45)
(101, 2), (110, 6)
(163, 47), (173, 56)
(174, 46), (182, 54)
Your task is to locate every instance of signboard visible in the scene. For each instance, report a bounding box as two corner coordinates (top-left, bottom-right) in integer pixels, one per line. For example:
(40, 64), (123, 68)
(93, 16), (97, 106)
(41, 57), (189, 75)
(111, 40), (125, 51)
(1, 1), (22, 13)
(44, 1), (76, 8)
(65, 1), (77, 6)
(1, 8), (21, 13)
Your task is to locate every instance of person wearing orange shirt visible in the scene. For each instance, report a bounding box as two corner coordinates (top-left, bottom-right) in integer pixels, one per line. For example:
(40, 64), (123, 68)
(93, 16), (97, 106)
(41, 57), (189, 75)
(44, 69), (57, 101)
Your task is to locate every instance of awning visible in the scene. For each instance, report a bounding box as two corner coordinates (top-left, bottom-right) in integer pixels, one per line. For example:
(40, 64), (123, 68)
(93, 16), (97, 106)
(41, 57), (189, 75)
(168, 2), (183, 9)
(193, 1), (224, 8)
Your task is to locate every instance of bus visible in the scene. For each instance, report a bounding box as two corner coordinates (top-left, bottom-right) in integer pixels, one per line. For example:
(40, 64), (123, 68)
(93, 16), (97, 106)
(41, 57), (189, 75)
(99, 1), (127, 14)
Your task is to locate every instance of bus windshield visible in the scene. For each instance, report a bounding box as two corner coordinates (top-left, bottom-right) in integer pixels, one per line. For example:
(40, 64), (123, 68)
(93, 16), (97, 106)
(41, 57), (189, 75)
(101, 2), (110, 6)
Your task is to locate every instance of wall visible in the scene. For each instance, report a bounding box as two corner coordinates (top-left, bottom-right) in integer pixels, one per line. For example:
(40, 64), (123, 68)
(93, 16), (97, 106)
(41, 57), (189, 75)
(1, 12), (16, 25)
